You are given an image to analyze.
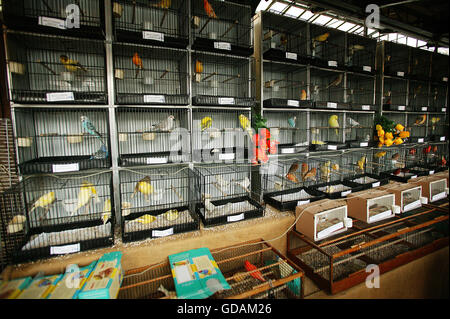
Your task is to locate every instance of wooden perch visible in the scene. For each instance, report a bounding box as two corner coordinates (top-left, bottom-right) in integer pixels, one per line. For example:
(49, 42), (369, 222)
(36, 59), (57, 75)
(202, 72), (217, 82)
(199, 18), (213, 34)
(160, 8), (168, 26)
(160, 69), (169, 79)
(221, 20), (238, 38)
(222, 74), (240, 83)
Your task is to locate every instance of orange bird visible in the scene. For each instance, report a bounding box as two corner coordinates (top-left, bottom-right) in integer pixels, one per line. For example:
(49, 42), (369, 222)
(132, 52), (143, 78)
(244, 260), (265, 282)
(203, 0), (217, 18)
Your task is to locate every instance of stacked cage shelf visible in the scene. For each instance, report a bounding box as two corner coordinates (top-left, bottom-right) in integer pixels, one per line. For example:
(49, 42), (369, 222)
(344, 111), (375, 148)
(309, 24), (346, 70)
(346, 72), (376, 111)
(382, 76), (408, 112)
(345, 32), (376, 75)
(382, 41), (410, 78)
(310, 68), (346, 110)
(309, 110), (346, 151)
(409, 46), (431, 81)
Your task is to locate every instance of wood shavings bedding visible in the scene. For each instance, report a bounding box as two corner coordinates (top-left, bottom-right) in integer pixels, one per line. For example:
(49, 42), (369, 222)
(318, 184), (351, 194)
(271, 189), (314, 202)
(124, 210), (193, 232)
(205, 200), (256, 219)
(351, 176), (379, 184)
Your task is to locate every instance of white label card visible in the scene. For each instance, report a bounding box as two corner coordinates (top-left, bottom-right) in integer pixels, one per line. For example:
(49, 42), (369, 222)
(341, 190), (352, 197)
(144, 95), (166, 103)
(442, 108), (447, 113)
(228, 213), (245, 222)
(38, 16), (66, 29)
(443, 77), (448, 82)
(418, 138), (424, 143)
(218, 97), (235, 105)
(51, 243), (80, 255)
(440, 136), (446, 141)
(152, 228), (174, 237)
(397, 71), (404, 77)
(297, 200), (310, 206)
(429, 170), (435, 175)
(328, 60), (337, 67)
(327, 145), (337, 150)
(397, 105), (405, 111)
(372, 182), (381, 188)
(143, 31), (164, 42)
(147, 157), (168, 164)
(411, 175), (417, 179)
(361, 105), (370, 110)
(46, 92), (74, 102)
(219, 153), (235, 160)
(360, 142), (368, 147)
(281, 148), (295, 154)
(286, 52), (297, 60)
(214, 42), (231, 51)
(421, 107), (428, 111)
(287, 100), (299, 107)
(52, 163), (79, 173)
(363, 66), (372, 72)
(327, 102), (337, 109)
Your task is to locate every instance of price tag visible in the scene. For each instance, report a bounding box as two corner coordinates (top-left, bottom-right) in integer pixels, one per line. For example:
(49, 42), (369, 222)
(143, 31), (164, 42)
(443, 77), (448, 82)
(418, 138), (424, 143)
(218, 97), (235, 105)
(372, 182), (381, 188)
(411, 175), (418, 179)
(219, 153), (235, 160)
(328, 60), (337, 67)
(432, 192), (446, 202)
(52, 163), (79, 173)
(152, 228), (174, 238)
(361, 105), (370, 110)
(440, 136), (446, 141)
(214, 42), (231, 51)
(147, 157), (168, 164)
(287, 100), (299, 107)
(327, 145), (337, 150)
(144, 95), (166, 103)
(327, 102), (337, 109)
(429, 170), (435, 175)
(46, 92), (74, 102)
(281, 148), (295, 154)
(397, 105), (405, 111)
(397, 71), (404, 77)
(227, 213), (245, 223)
(297, 199), (310, 206)
(441, 108), (447, 113)
(286, 52), (297, 60)
(421, 107), (428, 111)
(51, 243), (80, 255)
(38, 16), (66, 29)
(341, 190), (352, 197)
(360, 142), (368, 147)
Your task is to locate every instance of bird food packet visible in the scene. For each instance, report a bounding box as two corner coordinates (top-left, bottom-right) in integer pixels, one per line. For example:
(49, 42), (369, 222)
(78, 251), (123, 299)
(16, 274), (64, 299)
(48, 261), (97, 299)
(0, 277), (33, 299)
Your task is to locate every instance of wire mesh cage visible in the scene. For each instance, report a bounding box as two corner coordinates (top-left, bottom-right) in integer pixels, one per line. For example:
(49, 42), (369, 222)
(119, 165), (199, 242)
(118, 239), (304, 299)
(406, 113), (428, 142)
(376, 146), (419, 182)
(113, 43), (189, 105)
(192, 108), (250, 163)
(403, 143), (432, 176)
(408, 80), (430, 112)
(6, 32), (107, 104)
(423, 142), (449, 172)
(192, 51), (254, 107)
(429, 83), (448, 113)
(194, 163), (263, 227)
(116, 107), (190, 166)
(345, 112), (375, 148)
(112, 0), (189, 48)
(262, 61), (311, 108)
(383, 41), (410, 78)
(14, 108), (111, 175)
(427, 113), (448, 140)
(1, 0), (105, 39)
(409, 47), (431, 80)
(431, 52), (449, 83)
(0, 172), (115, 264)
(262, 11), (309, 64)
(309, 111), (345, 151)
(310, 68), (347, 110)
(346, 33), (376, 74)
(191, 0), (253, 56)
(346, 73), (376, 111)
(382, 77), (408, 111)
(309, 25), (346, 69)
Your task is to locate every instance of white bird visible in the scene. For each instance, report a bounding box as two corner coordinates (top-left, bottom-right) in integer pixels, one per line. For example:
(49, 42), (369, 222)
(346, 117), (361, 128)
(153, 115), (175, 132)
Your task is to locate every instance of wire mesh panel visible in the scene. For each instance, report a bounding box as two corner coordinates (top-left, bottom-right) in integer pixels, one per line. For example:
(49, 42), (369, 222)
(408, 80), (430, 112)
(0, 172), (114, 264)
(262, 11), (309, 64)
(113, 43), (189, 105)
(6, 32), (107, 104)
(119, 165), (199, 242)
(403, 144), (430, 175)
(430, 83), (448, 112)
(2, 0), (105, 39)
(192, 52), (254, 107)
(424, 142), (449, 172)
(383, 41), (410, 78)
(191, 0), (253, 56)
(431, 52), (449, 83)
(262, 61), (311, 108)
(113, 0), (189, 48)
(310, 25), (345, 69)
(194, 163), (263, 227)
(192, 108), (250, 163)
(116, 107), (190, 166)
(428, 113), (448, 140)
(409, 47), (431, 80)
(310, 68), (347, 110)
(406, 113), (428, 142)
(14, 108), (111, 175)
(346, 33), (376, 74)
(346, 73), (376, 111)
(345, 112), (375, 148)
(382, 77), (408, 111)
(309, 111), (345, 151)
(375, 146), (418, 182)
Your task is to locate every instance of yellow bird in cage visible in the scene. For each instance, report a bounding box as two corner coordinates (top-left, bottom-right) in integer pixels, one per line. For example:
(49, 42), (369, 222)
(72, 181), (99, 215)
(357, 156), (366, 172)
(239, 114), (253, 139)
(152, 0), (171, 9)
(131, 176), (154, 202)
(60, 55), (88, 73)
(29, 191), (56, 214)
(201, 116), (212, 131)
(101, 199), (111, 225)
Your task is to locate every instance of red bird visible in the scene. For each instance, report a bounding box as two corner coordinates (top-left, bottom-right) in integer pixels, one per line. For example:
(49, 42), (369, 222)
(423, 145), (432, 154)
(244, 260), (266, 282)
(409, 148), (416, 155)
(203, 0), (217, 18)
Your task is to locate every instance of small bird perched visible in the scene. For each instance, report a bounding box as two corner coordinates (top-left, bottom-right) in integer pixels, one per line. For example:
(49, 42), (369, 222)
(346, 117), (361, 128)
(30, 191), (56, 220)
(348, 44), (365, 56)
(60, 55), (88, 73)
(90, 144), (109, 160)
(153, 115), (175, 132)
(286, 172), (299, 183)
(81, 116), (104, 144)
(301, 163), (308, 180)
(288, 116), (296, 128)
(132, 52), (143, 78)
(326, 73), (343, 89)
(203, 0), (217, 18)
(312, 32), (330, 49)
(239, 114), (253, 138)
(133, 214), (156, 224)
(303, 167), (317, 182)
(357, 156), (366, 172)
(195, 60), (203, 74)
(244, 260), (265, 282)
(201, 116), (212, 131)
(300, 89), (307, 101)
(414, 114), (426, 125)
(320, 161), (331, 181)
(101, 199), (111, 225)
(413, 85), (422, 99)
(328, 115), (339, 136)
(72, 181), (99, 216)
(131, 176), (154, 202)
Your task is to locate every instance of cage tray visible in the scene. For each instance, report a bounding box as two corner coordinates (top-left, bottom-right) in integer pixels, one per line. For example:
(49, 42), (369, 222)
(196, 196), (264, 227)
(192, 38), (253, 57)
(346, 173), (389, 191)
(278, 143), (309, 155)
(192, 95), (255, 107)
(263, 48), (311, 65)
(381, 169), (422, 183)
(345, 65), (375, 75)
(263, 187), (325, 212)
(408, 136), (429, 143)
(119, 152), (189, 167)
(18, 156), (110, 175)
(346, 140), (374, 148)
(309, 142), (347, 152)
(263, 98), (312, 108)
(116, 94), (189, 105)
(11, 91), (107, 104)
(408, 166), (436, 176)
(115, 29), (189, 49)
(309, 180), (362, 199)
(313, 101), (349, 110)
(430, 135), (447, 143)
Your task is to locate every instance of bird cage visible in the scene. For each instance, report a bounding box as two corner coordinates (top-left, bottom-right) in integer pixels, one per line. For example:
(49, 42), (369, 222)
(262, 156), (326, 211)
(191, 0), (253, 56)
(0, 172), (114, 264)
(191, 108), (251, 163)
(287, 206), (449, 294)
(261, 11), (309, 64)
(346, 33), (376, 74)
(262, 61), (311, 108)
(13, 108), (110, 175)
(5, 32), (107, 104)
(427, 114), (448, 142)
(429, 83), (448, 113)
(113, 43), (189, 105)
(409, 47), (431, 80)
(310, 68), (347, 110)
(309, 111), (345, 151)
(112, 0), (189, 48)
(377, 146), (420, 182)
(263, 109), (308, 155)
(424, 142), (449, 173)
(194, 163), (263, 227)
(406, 113), (428, 143)
(119, 165), (199, 243)
(1, 0), (105, 39)
(116, 107), (190, 166)
(382, 77), (408, 111)
(431, 52), (449, 83)
(309, 25), (346, 69)
(345, 111), (375, 148)
(118, 239), (304, 299)
(382, 41), (410, 78)
(408, 80), (430, 112)
(192, 51), (254, 107)
(346, 73), (376, 111)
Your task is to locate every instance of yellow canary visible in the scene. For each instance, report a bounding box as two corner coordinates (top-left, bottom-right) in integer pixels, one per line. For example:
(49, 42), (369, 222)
(378, 135), (385, 144)
(328, 115), (339, 135)
(357, 156), (366, 171)
(377, 129), (385, 137)
(30, 191), (56, 213)
(375, 151), (387, 158)
(134, 214), (156, 224)
(164, 209), (179, 221)
(201, 116), (212, 131)
(195, 60), (203, 74)
(314, 32), (330, 42)
(239, 114), (253, 138)
(60, 55), (88, 73)
(320, 161), (331, 181)
(414, 114), (427, 125)
(72, 181), (99, 215)
(131, 176), (154, 202)
(331, 163), (339, 171)
(102, 199), (111, 225)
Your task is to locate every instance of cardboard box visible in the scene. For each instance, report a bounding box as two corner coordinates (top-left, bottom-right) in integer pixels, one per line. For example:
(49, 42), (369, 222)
(409, 175), (448, 203)
(78, 252), (123, 299)
(48, 261), (97, 299)
(346, 189), (396, 223)
(295, 198), (349, 241)
(16, 274), (63, 299)
(379, 182), (422, 213)
(0, 277), (32, 299)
